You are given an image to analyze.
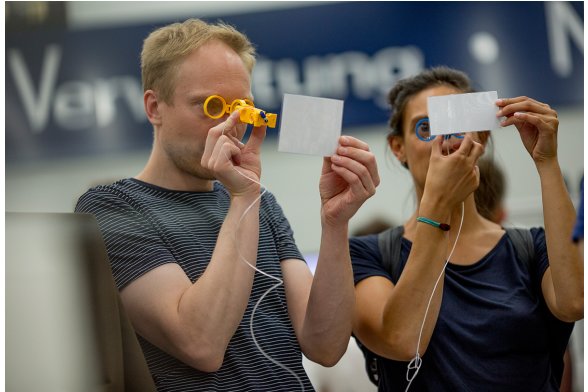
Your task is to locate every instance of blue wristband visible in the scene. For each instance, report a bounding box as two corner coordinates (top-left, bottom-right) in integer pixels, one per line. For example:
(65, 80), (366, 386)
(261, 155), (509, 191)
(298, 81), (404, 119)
(416, 216), (450, 231)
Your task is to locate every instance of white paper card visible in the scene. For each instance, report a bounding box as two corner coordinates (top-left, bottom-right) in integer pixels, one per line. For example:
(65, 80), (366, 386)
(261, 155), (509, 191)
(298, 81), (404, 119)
(278, 94), (343, 156)
(428, 91), (501, 135)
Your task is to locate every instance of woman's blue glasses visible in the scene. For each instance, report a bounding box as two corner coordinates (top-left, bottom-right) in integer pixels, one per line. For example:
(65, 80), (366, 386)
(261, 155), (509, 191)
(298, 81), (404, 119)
(415, 118), (465, 142)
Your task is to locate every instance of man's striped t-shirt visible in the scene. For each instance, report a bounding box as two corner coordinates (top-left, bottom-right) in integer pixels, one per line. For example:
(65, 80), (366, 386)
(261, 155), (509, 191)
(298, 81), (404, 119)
(75, 178), (314, 391)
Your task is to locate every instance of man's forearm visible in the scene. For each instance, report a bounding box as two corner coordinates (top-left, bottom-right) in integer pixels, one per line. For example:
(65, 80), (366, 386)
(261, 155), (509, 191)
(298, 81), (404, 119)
(177, 193), (261, 367)
(300, 223), (355, 366)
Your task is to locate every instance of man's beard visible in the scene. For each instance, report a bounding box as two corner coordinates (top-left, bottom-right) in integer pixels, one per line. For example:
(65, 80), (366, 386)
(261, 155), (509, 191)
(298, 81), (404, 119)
(165, 141), (216, 181)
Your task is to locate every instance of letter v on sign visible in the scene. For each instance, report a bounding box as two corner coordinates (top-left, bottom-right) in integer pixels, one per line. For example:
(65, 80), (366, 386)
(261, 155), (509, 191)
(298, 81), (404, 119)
(8, 44), (62, 134)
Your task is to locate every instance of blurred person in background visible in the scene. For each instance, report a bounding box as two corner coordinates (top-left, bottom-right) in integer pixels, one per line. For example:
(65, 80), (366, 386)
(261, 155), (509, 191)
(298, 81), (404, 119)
(572, 177), (583, 247)
(76, 19), (379, 391)
(568, 175), (584, 392)
(349, 66), (583, 391)
(474, 157), (507, 224)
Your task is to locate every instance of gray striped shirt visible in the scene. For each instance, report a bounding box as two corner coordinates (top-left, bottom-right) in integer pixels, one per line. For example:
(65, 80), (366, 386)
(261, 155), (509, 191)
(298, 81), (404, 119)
(76, 178), (314, 391)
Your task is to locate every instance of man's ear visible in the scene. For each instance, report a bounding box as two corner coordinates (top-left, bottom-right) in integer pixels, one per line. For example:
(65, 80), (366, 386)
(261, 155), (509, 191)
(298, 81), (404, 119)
(144, 90), (162, 126)
(388, 134), (407, 166)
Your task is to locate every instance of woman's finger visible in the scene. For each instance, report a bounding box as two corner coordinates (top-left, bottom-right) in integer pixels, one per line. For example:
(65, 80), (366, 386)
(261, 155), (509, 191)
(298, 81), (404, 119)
(497, 97), (554, 118)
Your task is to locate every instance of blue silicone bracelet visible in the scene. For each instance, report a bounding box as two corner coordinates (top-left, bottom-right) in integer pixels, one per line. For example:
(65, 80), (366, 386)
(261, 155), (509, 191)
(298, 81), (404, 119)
(416, 216), (450, 231)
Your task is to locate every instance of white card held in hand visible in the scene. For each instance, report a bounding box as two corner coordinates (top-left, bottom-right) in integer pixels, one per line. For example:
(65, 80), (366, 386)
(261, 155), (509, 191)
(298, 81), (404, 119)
(428, 91), (502, 136)
(278, 94), (343, 156)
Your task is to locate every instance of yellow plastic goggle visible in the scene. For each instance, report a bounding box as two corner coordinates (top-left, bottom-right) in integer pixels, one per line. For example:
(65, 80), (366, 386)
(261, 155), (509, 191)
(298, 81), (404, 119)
(203, 95), (254, 119)
(202, 95), (277, 128)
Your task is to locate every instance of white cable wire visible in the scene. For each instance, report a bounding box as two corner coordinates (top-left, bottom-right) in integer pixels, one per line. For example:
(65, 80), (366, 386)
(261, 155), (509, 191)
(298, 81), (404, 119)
(405, 201), (464, 391)
(222, 130), (305, 391)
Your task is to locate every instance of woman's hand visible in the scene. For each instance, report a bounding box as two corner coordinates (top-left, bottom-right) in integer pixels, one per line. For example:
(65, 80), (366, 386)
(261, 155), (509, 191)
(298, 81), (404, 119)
(496, 96), (559, 165)
(422, 134), (485, 212)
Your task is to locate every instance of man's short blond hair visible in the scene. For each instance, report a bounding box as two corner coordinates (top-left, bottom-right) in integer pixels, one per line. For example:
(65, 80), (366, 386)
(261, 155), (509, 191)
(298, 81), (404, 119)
(141, 18), (256, 104)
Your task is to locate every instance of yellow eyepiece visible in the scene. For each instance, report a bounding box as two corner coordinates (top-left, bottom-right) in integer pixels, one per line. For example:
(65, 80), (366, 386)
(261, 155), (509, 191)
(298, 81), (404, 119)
(203, 95), (225, 119)
(203, 95), (254, 119)
(230, 98), (254, 113)
(202, 94), (277, 128)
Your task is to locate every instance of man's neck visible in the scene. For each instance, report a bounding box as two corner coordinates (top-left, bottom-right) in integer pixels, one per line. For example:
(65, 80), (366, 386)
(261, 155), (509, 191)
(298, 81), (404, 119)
(136, 150), (214, 192)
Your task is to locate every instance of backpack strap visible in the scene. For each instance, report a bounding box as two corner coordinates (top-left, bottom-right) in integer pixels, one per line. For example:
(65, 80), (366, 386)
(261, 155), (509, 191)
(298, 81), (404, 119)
(355, 225), (404, 386)
(377, 225), (405, 282)
(505, 227), (535, 269)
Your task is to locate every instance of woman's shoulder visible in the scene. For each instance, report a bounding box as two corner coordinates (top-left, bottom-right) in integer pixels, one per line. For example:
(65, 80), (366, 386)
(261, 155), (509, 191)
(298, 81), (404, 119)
(349, 232), (392, 284)
(350, 232), (381, 252)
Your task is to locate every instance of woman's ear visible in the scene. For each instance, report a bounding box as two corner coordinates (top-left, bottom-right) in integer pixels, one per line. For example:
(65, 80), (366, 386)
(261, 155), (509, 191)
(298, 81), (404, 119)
(388, 134), (407, 166)
(144, 90), (162, 126)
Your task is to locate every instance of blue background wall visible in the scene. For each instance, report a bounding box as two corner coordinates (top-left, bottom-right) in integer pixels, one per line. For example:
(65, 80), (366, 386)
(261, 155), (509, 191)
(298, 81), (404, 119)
(6, 1), (584, 163)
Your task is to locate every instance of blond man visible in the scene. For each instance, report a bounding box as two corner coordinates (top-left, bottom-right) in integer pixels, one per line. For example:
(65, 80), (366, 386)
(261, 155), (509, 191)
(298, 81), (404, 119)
(76, 19), (379, 391)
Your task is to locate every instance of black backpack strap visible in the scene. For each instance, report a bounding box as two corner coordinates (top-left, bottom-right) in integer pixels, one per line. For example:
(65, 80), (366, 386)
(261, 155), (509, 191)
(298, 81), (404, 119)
(355, 225), (405, 386)
(378, 225), (405, 283)
(505, 227), (535, 269)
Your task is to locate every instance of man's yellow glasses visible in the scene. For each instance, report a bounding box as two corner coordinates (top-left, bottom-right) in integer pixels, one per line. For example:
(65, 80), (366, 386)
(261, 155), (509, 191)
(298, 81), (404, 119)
(202, 95), (277, 128)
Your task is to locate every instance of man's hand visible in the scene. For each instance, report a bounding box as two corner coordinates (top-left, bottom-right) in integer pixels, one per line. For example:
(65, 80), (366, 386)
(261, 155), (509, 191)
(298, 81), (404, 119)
(320, 136), (380, 226)
(201, 110), (266, 196)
